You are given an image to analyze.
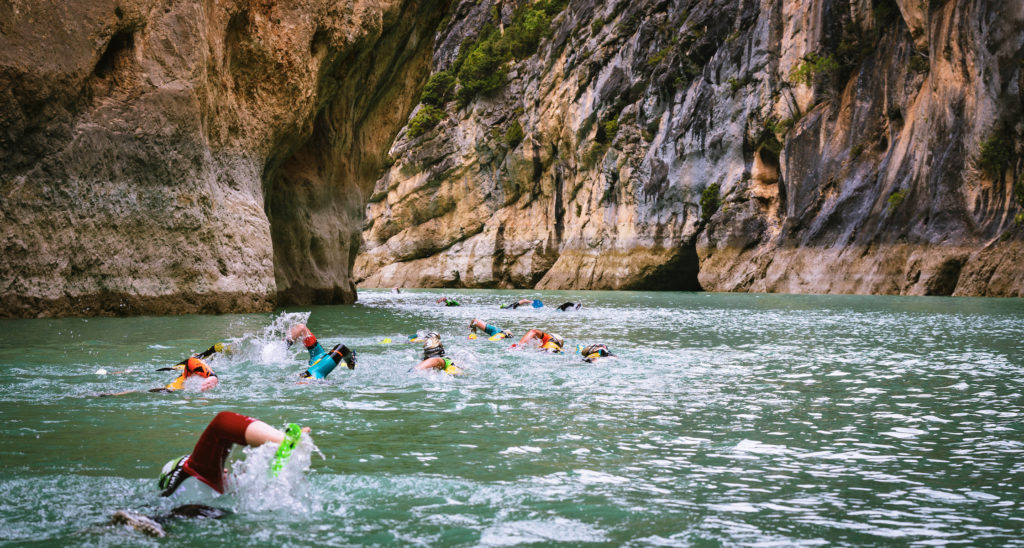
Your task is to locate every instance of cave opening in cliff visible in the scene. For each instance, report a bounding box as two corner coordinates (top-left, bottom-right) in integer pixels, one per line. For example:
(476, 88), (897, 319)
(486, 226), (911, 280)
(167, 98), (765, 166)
(634, 241), (703, 291)
(93, 29), (134, 80)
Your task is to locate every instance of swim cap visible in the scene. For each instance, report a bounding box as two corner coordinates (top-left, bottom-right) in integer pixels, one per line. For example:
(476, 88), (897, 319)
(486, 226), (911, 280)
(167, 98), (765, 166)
(423, 332), (444, 359)
(158, 455), (189, 496)
(549, 334), (564, 348)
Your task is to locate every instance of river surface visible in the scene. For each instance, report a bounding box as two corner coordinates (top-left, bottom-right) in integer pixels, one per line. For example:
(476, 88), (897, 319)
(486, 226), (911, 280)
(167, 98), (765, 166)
(1, 290), (1023, 546)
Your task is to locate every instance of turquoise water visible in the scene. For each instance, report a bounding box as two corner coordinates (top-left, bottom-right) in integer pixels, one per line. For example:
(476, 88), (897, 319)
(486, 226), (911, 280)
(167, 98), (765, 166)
(1, 290), (1023, 546)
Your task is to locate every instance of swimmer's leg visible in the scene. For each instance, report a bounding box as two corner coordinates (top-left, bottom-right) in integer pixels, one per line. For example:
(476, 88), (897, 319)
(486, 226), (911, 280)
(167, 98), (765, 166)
(98, 390), (139, 397)
(182, 411), (257, 493)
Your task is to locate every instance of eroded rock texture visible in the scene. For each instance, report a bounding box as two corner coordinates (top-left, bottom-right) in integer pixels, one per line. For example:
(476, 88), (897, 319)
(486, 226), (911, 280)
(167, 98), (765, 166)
(0, 0), (446, 317)
(356, 0), (1024, 296)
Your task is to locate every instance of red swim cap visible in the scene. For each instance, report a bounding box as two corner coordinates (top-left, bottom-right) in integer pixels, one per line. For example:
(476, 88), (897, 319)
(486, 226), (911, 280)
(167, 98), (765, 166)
(303, 334), (317, 348)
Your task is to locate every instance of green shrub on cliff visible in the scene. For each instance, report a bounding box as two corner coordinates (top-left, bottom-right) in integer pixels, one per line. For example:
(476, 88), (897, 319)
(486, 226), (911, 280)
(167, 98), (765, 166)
(455, 29), (510, 106)
(504, 120), (525, 148)
(887, 189), (907, 211)
(508, 5), (553, 59)
(600, 117), (619, 142)
(700, 182), (721, 222)
(790, 52), (840, 86)
(454, 0), (567, 106)
(407, 105), (445, 138)
(977, 127), (1015, 180)
(420, 71), (455, 106)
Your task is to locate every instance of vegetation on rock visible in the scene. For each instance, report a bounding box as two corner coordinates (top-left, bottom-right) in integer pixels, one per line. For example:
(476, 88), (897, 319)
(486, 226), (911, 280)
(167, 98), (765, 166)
(700, 183), (721, 222)
(407, 105), (445, 138)
(453, 0), (567, 106)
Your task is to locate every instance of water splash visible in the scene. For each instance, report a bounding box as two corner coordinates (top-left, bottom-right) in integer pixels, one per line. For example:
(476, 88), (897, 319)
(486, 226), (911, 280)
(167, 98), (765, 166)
(227, 432), (318, 516)
(224, 311), (310, 366)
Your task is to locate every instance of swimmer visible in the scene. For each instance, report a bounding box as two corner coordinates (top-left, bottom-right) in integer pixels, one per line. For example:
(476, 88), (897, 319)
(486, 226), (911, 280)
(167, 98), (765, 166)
(577, 343), (615, 363)
(511, 329), (564, 353)
(103, 342), (231, 376)
(436, 296), (461, 306)
(468, 318), (512, 339)
(286, 323), (356, 379)
(110, 505), (229, 538)
(500, 298), (542, 309)
(99, 355), (218, 396)
(391, 287), (401, 294)
(154, 342), (232, 373)
(158, 411), (311, 497)
(413, 332), (463, 375)
(154, 357), (218, 392)
(556, 302), (582, 311)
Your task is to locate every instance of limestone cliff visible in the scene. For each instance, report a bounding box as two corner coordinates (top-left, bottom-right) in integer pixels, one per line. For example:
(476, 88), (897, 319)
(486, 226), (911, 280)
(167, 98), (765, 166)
(0, 0), (446, 317)
(355, 0), (1024, 296)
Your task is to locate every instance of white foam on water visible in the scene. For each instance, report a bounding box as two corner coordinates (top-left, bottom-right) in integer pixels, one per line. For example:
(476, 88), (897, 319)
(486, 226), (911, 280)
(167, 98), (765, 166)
(227, 431), (318, 516)
(479, 517), (608, 545)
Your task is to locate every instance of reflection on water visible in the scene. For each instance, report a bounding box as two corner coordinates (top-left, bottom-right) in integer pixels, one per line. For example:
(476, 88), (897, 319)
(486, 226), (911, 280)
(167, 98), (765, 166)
(0, 290), (1022, 545)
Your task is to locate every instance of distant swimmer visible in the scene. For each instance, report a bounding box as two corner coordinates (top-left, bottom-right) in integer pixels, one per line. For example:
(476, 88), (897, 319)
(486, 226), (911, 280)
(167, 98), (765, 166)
(158, 411), (311, 497)
(99, 351), (219, 396)
(436, 296), (461, 306)
(286, 323), (356, 379)
(154, 357), (218, 392)
(102, 342), (231, 376)
(511, 329), (564, 353)
(500, 298), (542, 309)
(556, 302), (582, 311)
(577, 343), (615, 363)
(468, 318), (512, 340)
(413, 332), (463, 375)
(156, 342), (232, 372)
(391, 287), (401, 294)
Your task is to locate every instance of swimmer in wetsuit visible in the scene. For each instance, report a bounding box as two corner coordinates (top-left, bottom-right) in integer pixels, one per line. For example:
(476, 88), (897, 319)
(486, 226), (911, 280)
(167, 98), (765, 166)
(500, 298), (542, 309)
(286, 323), (356, 379)
(158, 411), (311, 497)
(577, 343), (614, 363)
(511, 329), (564, 353)
(468, 318), (512, 339)
(413, 332), (463, 375)
(436, 296), (461, 306)
(556, 302), (582, 311)
(152, 357), (218, 393)
(99, 350), (220, 396)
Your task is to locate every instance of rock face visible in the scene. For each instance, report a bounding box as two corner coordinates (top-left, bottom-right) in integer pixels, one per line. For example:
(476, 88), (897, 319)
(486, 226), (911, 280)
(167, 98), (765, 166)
(356, 0), (1024, 297)
(0, 0), (446, 317)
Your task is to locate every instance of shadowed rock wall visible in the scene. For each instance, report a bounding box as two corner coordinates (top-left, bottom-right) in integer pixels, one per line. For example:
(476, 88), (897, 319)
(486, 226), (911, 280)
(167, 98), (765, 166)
(0, 0), (446, 317)
(355, 0), (1024, 296)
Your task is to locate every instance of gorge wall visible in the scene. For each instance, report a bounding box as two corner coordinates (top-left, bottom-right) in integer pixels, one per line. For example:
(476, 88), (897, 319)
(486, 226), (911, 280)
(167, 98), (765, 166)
(0, 0), (446, 317)
(355, 0), (1024, 296)
(2, 0), (1022, 319)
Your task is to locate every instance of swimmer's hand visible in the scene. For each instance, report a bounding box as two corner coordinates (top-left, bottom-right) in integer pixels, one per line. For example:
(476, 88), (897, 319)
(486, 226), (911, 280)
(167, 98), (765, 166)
(199, 376), (218, 392)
